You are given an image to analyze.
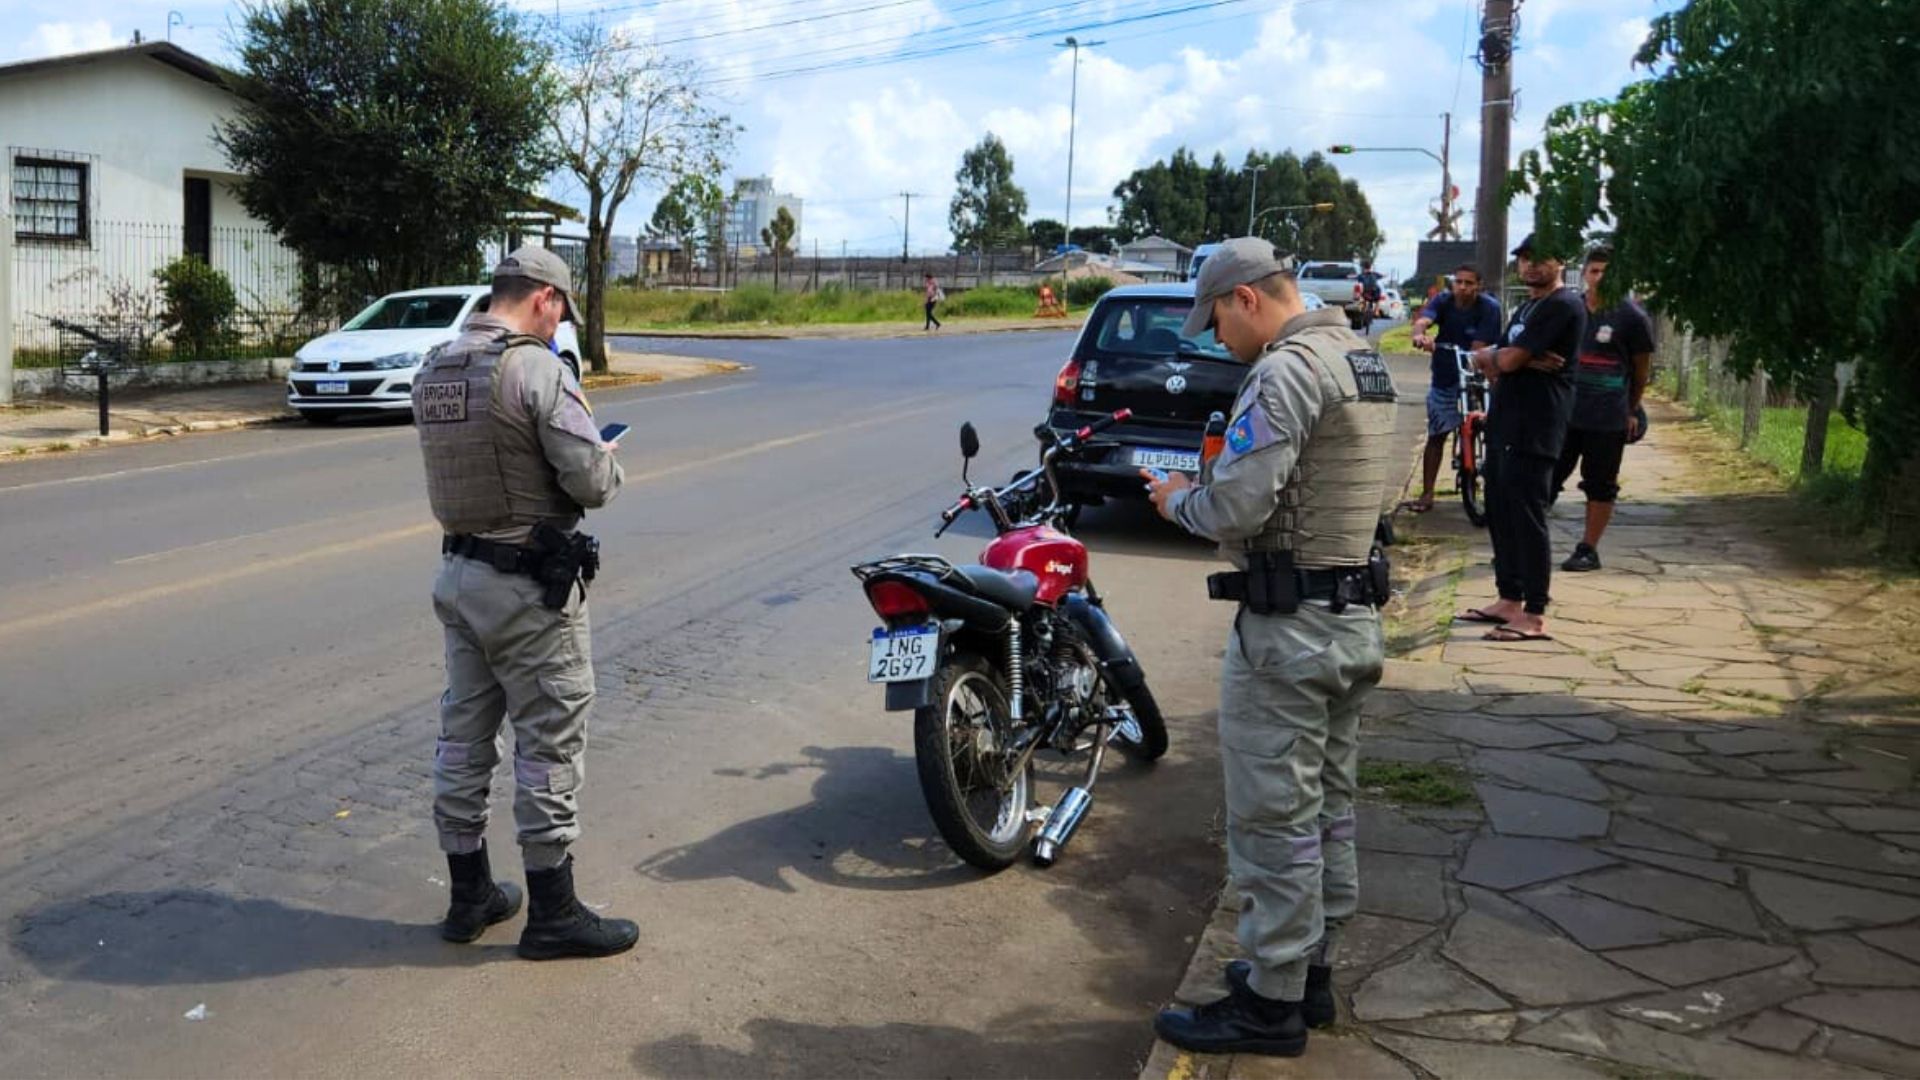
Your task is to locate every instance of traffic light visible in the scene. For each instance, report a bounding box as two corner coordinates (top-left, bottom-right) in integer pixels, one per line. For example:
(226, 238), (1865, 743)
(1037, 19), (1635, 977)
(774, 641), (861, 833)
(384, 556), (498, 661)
(1329, 144), (1355, 154)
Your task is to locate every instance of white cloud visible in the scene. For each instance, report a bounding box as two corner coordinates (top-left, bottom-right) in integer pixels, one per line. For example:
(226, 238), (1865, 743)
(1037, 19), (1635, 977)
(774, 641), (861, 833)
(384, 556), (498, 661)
(22, 20), (117, 58)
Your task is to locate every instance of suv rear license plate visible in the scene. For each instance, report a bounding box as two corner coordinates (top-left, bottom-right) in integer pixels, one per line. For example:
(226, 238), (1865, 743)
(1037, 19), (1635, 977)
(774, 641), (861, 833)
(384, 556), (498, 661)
(869, 626), (937, 683)
(1131, 447), (1200, 473)
(316, 381), (351, 395)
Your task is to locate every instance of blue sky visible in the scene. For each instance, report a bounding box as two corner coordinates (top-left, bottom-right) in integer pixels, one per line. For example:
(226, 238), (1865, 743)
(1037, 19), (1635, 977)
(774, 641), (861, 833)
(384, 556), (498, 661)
(6, 0), (1681, 278)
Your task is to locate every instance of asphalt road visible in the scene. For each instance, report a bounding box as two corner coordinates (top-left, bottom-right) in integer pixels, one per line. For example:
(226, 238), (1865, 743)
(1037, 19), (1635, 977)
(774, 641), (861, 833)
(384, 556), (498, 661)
(0, 328), (1425, 1078)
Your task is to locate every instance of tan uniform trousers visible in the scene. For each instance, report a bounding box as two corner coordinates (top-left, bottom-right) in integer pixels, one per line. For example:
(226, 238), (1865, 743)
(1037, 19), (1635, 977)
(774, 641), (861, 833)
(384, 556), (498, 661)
(1220, 599), (1383, 1001)
(431, 553), (594, 870)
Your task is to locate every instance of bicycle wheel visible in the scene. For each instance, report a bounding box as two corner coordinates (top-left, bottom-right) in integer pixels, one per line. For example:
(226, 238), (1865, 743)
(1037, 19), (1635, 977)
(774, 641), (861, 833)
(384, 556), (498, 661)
(1459, 424), (1488, 527)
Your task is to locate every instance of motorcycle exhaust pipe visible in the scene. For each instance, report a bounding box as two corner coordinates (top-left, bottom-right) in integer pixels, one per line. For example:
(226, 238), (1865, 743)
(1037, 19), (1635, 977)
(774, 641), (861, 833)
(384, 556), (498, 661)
(1031, 786), (1093, 867)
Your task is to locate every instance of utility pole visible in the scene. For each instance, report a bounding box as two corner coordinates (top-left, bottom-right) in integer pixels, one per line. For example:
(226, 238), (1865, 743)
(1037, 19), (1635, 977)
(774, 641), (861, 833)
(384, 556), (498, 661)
(1474, 0), (1516, 297)
(1439, 110), (1455, 240)
(898, 191), (920, 261)
(1243, 162), (1266, 235)
(1056, 35), (1103, 248)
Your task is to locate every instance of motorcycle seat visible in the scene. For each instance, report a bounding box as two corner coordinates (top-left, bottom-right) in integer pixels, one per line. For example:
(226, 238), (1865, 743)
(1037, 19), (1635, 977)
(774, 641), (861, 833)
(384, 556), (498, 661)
(956, 565), (1040, 612)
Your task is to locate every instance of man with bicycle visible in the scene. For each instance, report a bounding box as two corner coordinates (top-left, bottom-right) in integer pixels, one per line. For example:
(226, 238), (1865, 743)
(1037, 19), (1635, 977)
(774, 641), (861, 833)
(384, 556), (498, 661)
(1355, 259), (1385, 331)
(1408, 264), (1502, 512)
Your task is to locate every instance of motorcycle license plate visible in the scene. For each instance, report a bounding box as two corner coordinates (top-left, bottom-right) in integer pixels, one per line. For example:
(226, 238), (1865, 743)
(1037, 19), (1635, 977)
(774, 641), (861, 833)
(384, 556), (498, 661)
(868, 626), (937, 683)
(1131, 447), (1200, 473)
(316, 381), (351, 395)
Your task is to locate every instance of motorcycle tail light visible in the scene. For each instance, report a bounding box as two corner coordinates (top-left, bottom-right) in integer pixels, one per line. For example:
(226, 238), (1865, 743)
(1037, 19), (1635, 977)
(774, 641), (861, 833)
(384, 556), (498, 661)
(1053, 358), (1082, 405)
(866, 580), (932, 619)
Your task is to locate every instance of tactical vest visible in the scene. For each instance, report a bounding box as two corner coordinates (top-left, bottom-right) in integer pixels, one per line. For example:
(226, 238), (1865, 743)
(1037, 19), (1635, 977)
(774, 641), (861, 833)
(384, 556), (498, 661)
(413, 329), (582, 537)
(1248, 324), (1399, 568)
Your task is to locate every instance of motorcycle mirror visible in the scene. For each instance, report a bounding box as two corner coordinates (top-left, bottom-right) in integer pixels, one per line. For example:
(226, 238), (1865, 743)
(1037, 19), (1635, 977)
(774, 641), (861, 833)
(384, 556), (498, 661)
(959, 422), (980, 460)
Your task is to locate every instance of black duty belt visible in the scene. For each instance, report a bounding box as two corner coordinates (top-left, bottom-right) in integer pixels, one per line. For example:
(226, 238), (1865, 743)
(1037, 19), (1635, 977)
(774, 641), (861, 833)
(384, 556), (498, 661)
(444, 533), (540, 575)
(1208, 567), (1369, 605)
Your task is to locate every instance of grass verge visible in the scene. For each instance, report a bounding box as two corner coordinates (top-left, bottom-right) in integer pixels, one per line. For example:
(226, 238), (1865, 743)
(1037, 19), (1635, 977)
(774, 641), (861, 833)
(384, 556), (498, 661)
(601, 280), (1117, 330)
(1654, 368), (1869, 526)
(1357, 761), (1474, 806)
(1377, 323), (1414, 353)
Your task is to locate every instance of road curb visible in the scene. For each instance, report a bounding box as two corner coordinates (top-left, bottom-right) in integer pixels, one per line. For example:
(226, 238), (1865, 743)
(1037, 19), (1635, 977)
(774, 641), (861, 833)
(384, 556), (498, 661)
(2, 411), (299, 460)
(608, 321), (1083, 341)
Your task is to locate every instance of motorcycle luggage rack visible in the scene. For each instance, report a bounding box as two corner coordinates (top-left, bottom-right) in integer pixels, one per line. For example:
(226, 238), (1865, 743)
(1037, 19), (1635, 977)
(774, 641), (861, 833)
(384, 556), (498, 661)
(851, 554), (963, 584)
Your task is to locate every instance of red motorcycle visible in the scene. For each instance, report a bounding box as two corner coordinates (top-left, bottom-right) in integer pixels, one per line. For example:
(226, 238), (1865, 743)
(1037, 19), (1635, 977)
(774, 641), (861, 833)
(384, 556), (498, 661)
(852, 410), (1167, 871)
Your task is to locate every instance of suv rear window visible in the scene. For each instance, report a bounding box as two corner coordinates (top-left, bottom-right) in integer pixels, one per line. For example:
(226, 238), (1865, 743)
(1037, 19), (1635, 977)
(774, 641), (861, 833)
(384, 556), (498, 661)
(1089, 298), (1232, 360)
(1301, 264), (1357, 280)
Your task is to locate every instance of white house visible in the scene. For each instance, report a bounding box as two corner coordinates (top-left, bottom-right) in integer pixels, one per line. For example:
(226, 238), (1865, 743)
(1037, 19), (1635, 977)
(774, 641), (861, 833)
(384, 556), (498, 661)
(1117, 235), (1193, 278)
(0, 42), (302, 355)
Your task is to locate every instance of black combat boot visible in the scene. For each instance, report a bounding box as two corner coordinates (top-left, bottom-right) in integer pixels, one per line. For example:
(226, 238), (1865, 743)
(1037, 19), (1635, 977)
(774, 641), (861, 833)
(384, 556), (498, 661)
(441, 845), (523, 943)
(1226, 959), (1337, 1029)
(518, 856), (639, 960)
(1154, 978), (1308, 1057)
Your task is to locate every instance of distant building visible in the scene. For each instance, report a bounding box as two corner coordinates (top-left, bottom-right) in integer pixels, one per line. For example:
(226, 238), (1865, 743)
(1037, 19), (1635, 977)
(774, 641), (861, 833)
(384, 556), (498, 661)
(719, 176), (802, 256)
(1117, 235), (1193, 277)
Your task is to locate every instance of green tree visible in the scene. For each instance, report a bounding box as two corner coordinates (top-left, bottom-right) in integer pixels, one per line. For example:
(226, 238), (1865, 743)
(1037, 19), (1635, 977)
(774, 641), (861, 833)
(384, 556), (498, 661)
(760, 205), (797, 292)
(219, 0), (554, 305)
(648, 174), (722, 286)
(1068, 225), (1119, 254)
(949, 133), (1029, 252)
(1510, 0), (1920, 549)
(1027, 218), (1066, 252)
(551, 19), (735, 372)
(1113, 148), (1380, 257)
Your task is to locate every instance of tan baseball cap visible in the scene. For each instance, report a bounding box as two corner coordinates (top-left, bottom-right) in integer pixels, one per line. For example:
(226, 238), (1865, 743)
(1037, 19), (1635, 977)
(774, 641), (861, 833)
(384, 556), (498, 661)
(1183, 237), (1296, 337)
(493, 245), (582, 325)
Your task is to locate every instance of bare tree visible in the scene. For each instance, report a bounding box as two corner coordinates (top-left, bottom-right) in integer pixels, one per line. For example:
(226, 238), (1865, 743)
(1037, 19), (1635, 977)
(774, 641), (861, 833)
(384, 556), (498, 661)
(550, 21), (733, 372)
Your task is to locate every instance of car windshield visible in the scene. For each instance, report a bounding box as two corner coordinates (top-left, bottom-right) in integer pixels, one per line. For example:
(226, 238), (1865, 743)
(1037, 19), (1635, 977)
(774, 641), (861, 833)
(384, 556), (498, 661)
(342, 294), (472, 331)
(1089, 299), (1232, 360)
(1301, 264), (1356, 280)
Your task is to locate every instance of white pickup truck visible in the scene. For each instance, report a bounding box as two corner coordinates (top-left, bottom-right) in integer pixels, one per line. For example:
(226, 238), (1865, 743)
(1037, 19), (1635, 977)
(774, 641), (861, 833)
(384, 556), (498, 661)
(1295, 260), (1376, 330)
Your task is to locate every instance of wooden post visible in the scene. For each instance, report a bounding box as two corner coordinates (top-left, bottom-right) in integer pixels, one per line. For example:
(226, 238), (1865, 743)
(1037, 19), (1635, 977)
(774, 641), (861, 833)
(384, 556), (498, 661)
(1676, 326), (1694, 402)
(1800, 368), (1836, 479)
(0, 212), (12, 406)
(1741, 364), (1767, 449)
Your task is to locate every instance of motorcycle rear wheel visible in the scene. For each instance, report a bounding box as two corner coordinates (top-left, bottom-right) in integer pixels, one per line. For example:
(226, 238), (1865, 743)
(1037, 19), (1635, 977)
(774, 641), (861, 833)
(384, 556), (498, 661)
(914, 653), (1033, 871)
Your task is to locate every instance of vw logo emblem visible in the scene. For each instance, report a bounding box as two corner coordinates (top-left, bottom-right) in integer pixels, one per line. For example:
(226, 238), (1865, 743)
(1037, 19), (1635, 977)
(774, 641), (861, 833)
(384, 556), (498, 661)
(1165, 375), (1187, 395)
(327, 359), (342, 373)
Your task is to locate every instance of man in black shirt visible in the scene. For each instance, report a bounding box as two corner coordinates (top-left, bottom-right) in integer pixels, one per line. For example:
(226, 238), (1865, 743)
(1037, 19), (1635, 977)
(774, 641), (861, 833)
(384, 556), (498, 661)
(1554, 247), (1655, 571)
(1457, 234), (1586, 642)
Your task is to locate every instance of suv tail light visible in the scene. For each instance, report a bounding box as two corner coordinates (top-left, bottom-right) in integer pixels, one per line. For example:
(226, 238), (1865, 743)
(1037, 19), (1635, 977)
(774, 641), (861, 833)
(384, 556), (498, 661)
(1053, 358), (1082, 405)
(865, 580), (932, 619)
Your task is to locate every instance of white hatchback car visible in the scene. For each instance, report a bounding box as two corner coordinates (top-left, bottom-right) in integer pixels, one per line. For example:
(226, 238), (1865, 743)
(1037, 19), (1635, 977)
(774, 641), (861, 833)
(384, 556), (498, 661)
(286, 285), (581, 423)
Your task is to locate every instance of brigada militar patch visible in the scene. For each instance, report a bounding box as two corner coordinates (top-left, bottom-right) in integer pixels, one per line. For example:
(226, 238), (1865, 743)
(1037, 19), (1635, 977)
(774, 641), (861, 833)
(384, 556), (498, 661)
(1347, 350), (1397, 402)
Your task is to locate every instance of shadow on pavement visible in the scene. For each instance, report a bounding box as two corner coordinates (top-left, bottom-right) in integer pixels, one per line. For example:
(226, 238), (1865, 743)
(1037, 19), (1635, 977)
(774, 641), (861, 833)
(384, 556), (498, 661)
(634, 1014), (1147, 1079)
(636, 745), (980, 893)
(12, 889), (507, 984)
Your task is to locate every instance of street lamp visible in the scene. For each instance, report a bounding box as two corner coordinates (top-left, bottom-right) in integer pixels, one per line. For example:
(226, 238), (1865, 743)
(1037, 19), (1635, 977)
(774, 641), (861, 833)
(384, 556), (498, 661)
(1056, 35), (1104, 248)
(1242, 163), (1267, 235)
(1253, 203), (1336, 253)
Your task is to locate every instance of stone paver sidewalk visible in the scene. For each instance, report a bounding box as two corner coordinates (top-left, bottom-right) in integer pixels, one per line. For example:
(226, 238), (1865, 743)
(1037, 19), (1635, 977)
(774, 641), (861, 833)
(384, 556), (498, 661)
(1143, 399), (1920, 1080)
(0, 350), (737, 457)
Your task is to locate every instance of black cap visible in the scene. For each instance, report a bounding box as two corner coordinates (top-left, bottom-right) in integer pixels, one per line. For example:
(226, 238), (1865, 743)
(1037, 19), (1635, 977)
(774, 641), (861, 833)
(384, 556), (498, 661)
(1510, 233), (1537, 257)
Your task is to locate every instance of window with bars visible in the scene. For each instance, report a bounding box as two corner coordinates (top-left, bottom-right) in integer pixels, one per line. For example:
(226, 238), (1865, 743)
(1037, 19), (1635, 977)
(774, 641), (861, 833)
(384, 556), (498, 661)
(12, 155), (90, 241)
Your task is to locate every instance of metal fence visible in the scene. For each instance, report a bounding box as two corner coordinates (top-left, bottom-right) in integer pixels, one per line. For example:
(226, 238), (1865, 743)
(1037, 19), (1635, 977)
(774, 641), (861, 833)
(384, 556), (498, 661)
(634, 250), (1066, 292)
(8, 220), (333, 367)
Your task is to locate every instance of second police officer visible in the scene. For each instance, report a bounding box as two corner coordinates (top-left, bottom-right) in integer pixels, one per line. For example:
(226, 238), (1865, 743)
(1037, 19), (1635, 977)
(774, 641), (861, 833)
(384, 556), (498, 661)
(1144, 237), (1398, 1057)
(412, 246), (638, 960)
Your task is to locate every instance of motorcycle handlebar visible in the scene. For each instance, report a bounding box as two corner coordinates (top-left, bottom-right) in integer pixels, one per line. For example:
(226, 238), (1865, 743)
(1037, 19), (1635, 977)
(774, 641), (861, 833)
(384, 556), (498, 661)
(1074, 408), (1132, 442)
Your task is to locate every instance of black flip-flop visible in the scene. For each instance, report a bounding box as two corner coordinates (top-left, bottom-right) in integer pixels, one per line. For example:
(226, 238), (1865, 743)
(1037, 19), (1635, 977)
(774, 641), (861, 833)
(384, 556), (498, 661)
(1483, 626), (1553, 642)
(1456, 609), (1507, 625)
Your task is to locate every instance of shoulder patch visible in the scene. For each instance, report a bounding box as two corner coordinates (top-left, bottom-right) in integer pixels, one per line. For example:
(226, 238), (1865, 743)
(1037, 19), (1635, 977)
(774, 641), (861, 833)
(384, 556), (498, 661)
(1346, 350), (1397, 402)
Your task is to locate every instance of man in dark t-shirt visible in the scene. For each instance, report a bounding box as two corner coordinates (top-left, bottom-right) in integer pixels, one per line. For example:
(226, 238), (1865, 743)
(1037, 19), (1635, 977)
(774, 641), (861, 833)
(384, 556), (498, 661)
(1456, 233), (1586, 642)
(1554, 247), (1655, 572)
(1408, 264), (1503, 511)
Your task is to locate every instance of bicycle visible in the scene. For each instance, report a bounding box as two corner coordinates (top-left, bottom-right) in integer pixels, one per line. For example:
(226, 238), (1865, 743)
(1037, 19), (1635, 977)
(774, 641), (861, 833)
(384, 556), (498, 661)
(1436, 343), (1490, 526)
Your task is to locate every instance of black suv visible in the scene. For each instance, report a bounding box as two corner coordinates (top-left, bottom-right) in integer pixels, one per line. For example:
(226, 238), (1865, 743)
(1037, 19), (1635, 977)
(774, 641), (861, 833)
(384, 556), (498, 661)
(1040, 283), (1247, 511)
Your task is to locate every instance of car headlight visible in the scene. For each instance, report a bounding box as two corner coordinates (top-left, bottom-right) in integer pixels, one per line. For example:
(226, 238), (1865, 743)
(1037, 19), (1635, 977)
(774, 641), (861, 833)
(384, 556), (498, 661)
(373, 351), (423, 370)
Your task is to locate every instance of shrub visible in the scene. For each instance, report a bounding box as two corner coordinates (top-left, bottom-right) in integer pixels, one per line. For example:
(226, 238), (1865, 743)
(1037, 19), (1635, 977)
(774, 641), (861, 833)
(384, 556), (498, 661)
(155, 256), (238, 360)
(1062, 275), (1115, 307)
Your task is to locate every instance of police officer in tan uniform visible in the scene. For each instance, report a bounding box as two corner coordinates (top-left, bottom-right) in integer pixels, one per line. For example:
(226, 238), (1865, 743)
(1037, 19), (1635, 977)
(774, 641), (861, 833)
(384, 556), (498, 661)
(1145, 238), (1397, 1057)
(412, 247), (637, 960)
